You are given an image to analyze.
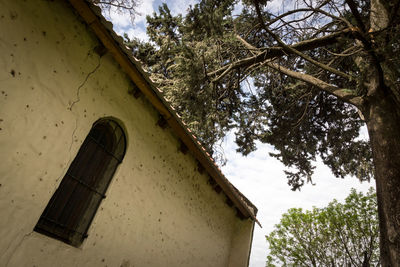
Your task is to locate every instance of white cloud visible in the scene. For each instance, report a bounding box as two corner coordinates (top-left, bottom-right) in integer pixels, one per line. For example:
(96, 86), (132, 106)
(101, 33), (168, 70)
(102, 4), (133, 28)
(124, 24), (149, 41)
(233, 1), (244, 16)
(101, 0), (156, 42)
(135, 0), (157, 24)
(161, 0), (197, 15)
(220, 131), (374, 267)
(268, 0), (285, 13)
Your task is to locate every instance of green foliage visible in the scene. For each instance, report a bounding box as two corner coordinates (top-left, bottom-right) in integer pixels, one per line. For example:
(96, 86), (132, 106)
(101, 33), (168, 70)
(266, 188), (379, 266)
(124, 0), (381, 188)
(125, 2), (241, 162)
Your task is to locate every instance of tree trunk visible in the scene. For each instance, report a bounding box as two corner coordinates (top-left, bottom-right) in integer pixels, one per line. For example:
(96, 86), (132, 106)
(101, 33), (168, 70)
(364, 87), (400, 266)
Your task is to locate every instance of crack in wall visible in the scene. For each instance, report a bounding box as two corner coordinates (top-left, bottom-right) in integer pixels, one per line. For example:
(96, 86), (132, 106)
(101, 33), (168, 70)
(68, 56), (101, 111)
(65, 56), (102, 181)
(68, 54), (102, 155)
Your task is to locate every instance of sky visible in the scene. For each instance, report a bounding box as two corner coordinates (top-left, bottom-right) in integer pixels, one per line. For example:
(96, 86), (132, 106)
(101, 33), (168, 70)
(104, 1), (375, 266)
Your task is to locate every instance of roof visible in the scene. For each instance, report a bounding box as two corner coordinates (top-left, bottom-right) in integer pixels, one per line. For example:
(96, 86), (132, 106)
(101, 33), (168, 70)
(68, 0), (259, 226)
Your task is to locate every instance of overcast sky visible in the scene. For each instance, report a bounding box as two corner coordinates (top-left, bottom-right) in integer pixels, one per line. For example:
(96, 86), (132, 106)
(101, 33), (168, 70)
(104, 1), (375, 266)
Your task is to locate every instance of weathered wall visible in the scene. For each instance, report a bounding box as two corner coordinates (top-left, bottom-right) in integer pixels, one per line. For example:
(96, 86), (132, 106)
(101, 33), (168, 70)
(228, 220), (255, 267)
(0, 1), (253, 266)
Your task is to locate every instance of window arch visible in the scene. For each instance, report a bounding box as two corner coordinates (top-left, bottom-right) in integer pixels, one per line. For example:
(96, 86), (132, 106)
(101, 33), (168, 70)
(35, 118), (126, 246)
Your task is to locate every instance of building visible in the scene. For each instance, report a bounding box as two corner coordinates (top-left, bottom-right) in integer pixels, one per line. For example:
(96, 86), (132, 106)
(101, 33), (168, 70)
(0, 1), (258, 266)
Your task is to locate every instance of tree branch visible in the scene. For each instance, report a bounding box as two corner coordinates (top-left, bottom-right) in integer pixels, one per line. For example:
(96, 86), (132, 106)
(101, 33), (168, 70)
(266, 61), (362, 107)
(253, 0), (354, 81)
(266, 8), (313, 26)
(345, 0), (367, 33)
(265, 0), (331, 28)
(235, 34), (261, 55)
(208, 28), (354, 78)
(96, 1), (135, 9)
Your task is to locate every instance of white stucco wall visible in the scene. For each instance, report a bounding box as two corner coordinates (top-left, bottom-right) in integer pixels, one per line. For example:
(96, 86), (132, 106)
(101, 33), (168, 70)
(0, 1), (254, 266)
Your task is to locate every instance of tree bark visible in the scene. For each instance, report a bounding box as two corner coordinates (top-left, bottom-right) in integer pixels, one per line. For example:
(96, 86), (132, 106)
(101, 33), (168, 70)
(364, 85), (400, 266)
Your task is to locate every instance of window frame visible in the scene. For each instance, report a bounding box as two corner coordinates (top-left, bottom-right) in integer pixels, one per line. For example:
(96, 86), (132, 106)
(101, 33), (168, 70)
(34, 118), (126, 247)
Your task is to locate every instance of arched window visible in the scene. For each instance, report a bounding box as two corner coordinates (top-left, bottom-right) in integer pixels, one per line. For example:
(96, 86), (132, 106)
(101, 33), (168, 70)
(35, 118), (126, 246)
